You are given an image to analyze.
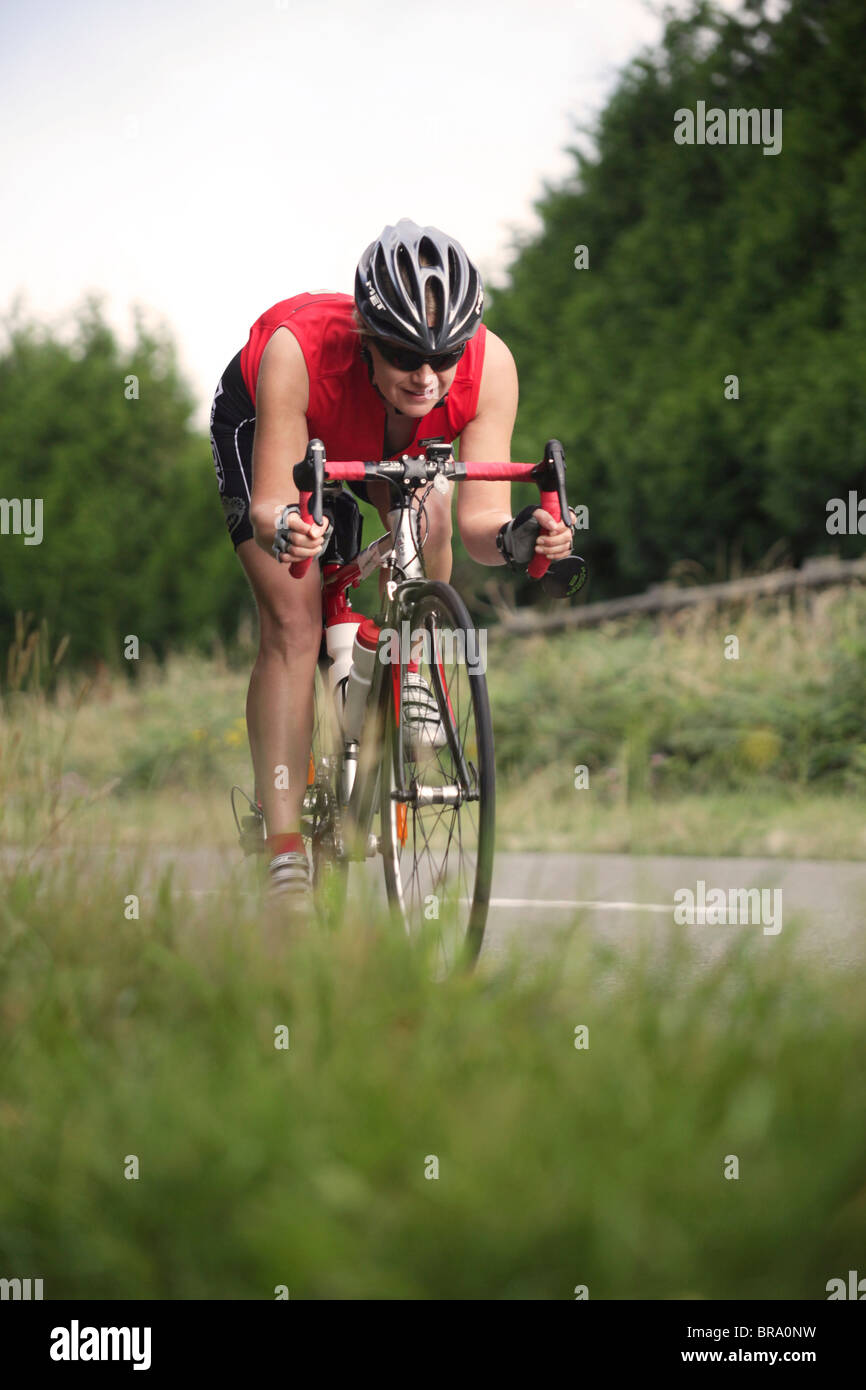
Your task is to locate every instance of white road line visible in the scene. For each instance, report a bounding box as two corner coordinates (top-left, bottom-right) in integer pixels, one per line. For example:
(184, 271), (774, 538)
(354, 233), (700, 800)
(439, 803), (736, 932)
(487, 898), (674, 913)
(185, 891), (675, 913)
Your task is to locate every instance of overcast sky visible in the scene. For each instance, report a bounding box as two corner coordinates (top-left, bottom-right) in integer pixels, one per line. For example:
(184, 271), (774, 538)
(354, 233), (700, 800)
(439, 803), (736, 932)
(1, 0), (740, 428)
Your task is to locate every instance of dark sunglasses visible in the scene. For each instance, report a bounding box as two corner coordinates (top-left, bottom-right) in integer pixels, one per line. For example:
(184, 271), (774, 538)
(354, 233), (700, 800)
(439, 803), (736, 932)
(370, 339), (466, 373)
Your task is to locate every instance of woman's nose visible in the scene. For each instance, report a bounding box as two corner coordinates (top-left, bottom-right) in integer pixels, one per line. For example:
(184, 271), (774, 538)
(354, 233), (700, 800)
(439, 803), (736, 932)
(409, 363), (436, 385)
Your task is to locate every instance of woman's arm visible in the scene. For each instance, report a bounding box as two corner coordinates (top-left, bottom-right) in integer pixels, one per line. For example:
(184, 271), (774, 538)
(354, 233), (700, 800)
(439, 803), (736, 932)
(456, 331), (572, 566)
(249, 327), (326, 561)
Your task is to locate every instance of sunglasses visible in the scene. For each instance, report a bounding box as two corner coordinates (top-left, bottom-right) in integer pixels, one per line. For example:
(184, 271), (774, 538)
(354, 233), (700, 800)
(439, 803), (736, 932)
(370, 339), (466, 373)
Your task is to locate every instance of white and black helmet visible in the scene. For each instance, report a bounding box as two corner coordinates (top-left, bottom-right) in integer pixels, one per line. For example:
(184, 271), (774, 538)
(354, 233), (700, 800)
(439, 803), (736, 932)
(354, 219), (484, 355)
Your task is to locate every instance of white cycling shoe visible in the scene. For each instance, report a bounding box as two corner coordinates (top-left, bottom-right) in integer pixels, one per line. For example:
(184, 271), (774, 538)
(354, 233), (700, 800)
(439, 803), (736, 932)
(267, 850), (312, 901)
(402, 671), (448, 759)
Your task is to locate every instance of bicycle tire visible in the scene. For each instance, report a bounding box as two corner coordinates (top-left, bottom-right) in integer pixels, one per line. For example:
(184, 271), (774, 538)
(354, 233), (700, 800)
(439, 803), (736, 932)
(379, 580), (495, 971)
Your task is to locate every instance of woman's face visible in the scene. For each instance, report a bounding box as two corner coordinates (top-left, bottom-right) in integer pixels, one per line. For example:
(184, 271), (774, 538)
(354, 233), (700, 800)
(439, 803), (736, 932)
(365, 340), (461, 416)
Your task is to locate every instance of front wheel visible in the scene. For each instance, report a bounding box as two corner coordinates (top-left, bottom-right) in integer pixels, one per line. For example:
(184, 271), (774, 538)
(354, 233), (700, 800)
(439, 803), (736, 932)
(380, 581), (495, 972)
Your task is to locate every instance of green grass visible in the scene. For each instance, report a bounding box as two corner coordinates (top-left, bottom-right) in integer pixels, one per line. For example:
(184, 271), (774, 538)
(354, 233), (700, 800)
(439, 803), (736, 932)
(3, 585), (866, 858)
(0, 854), (864, 1299)
(492, 584), (866, 800)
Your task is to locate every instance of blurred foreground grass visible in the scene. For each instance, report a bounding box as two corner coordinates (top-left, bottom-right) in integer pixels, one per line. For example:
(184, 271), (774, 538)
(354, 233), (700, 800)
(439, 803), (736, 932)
(3, 586), (866, 858)
(2, 594), (865, 1299)
(0, 854), (864, 1299)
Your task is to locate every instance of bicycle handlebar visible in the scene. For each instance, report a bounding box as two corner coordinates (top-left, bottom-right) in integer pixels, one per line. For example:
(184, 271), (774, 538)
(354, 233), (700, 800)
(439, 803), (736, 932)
(288, 438), (570, 580)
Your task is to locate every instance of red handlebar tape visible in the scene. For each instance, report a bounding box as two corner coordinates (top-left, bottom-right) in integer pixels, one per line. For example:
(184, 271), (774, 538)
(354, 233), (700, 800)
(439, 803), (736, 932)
(287, 463), (561, 578)
(289, 491), (315, 579)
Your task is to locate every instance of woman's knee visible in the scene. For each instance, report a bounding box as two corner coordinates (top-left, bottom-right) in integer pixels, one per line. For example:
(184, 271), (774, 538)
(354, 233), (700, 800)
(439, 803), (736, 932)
(421, 492), (452, 550)
(237, 541), (322, 658)
(255, 584), (322, 656)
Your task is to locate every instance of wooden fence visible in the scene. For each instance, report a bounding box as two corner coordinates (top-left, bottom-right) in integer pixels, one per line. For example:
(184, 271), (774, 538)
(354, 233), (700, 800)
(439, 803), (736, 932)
(497, 556), (866, 635)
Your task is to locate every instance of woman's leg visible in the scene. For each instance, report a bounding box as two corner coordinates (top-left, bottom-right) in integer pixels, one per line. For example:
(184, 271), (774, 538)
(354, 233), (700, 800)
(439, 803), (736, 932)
(236, 538), (322, 839)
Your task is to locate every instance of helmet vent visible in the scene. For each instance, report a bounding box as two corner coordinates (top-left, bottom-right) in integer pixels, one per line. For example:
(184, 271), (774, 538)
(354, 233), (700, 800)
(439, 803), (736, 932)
(447, 247), (461, 313)
(419, 236), (442, 269)
(373, 245), (395, 311)
(395, 243), (413, 293)
(425, 277), (443, 331)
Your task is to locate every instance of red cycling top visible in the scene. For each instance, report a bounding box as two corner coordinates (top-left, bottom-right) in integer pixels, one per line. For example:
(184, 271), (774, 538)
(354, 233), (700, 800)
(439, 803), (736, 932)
(239, 292), (487, 461)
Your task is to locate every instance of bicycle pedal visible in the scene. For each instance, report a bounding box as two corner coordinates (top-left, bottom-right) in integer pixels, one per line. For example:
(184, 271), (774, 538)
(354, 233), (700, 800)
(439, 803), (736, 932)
(238, 813), (265, 856)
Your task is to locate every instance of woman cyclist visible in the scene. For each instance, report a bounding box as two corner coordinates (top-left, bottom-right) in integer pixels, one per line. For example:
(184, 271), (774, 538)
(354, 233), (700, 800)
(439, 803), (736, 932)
(210, 218), (574, 900)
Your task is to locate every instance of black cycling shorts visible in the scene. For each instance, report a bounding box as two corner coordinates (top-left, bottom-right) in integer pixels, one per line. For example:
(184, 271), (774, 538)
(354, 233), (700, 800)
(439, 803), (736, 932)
(209, 351), (363, 564)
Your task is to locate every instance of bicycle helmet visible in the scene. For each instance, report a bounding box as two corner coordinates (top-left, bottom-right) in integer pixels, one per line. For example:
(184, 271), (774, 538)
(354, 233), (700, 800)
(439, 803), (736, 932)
(354, 218), (483, 355)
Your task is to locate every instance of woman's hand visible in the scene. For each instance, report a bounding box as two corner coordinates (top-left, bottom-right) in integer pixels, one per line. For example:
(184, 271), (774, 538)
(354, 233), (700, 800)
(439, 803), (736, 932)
(496, 504), (576, 568)
(269, 503), (332, 565)
(531, 507), (574, 561)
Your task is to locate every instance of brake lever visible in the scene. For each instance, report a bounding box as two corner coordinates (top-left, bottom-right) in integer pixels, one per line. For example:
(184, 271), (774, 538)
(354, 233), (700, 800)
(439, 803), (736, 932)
(528, 437), (569, 579)
(543, 438), (569, 526)
(526, 439), (587, 593)
(307, 439), (325, 525)
(288, 439), (326, 578)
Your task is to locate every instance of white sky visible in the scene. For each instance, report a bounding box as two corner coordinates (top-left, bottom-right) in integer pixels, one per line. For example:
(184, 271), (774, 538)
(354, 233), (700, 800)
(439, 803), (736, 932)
(0, 0), (739, 428)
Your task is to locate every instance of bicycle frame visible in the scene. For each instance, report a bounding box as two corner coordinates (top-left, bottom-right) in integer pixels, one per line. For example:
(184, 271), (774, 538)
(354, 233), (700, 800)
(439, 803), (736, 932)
(315, 496), (428, 862)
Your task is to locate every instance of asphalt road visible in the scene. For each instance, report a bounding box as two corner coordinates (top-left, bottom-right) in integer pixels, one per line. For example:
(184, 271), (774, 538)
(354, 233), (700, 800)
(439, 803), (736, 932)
(478, 850), (866, 971)
(54, 845), (866, 972)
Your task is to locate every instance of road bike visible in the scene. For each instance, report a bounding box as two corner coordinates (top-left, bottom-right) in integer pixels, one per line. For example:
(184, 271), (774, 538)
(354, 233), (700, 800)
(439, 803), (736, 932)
(232, 437), (586, 972)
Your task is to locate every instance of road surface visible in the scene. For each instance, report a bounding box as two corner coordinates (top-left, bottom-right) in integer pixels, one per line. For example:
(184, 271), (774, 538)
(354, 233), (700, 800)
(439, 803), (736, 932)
(31, 845), (861, 971)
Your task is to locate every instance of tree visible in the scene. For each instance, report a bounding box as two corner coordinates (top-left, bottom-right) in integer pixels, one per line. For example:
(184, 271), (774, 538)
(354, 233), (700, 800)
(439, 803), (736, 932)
(0, 296), (242, 665)
(485, 0), (866, 599)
